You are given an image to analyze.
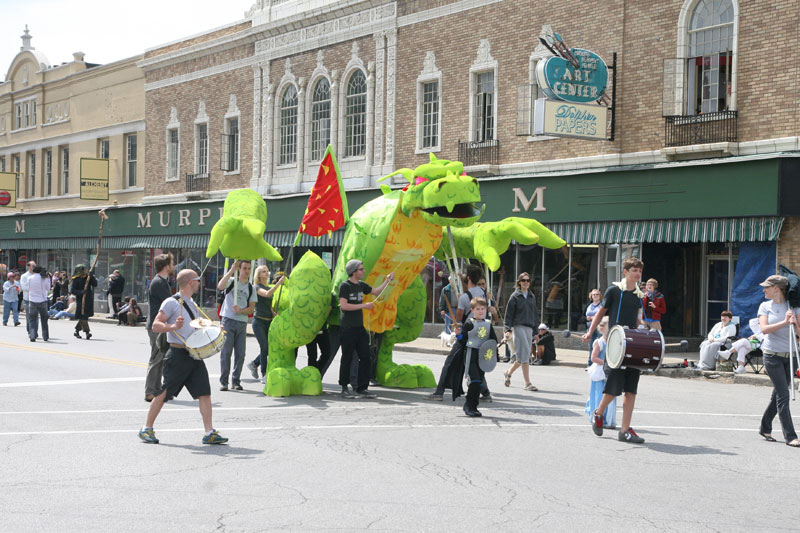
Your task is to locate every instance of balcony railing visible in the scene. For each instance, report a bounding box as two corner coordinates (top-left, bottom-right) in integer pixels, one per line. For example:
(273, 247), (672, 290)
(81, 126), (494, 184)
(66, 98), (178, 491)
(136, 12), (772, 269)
(185, 173), (210, 193)
(458, 139), (499, 167)
(664, 110), (738, 148)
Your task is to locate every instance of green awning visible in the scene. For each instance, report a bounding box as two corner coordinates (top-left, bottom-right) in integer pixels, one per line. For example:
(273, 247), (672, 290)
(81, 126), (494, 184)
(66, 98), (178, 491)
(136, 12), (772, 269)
(0, 230), (345, 250)
(549, 217), (784, 244)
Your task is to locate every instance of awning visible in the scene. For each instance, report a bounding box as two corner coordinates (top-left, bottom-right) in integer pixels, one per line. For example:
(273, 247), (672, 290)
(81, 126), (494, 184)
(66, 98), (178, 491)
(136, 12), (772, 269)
(0, 230), (345, 250)
(549, 217), (785, 244)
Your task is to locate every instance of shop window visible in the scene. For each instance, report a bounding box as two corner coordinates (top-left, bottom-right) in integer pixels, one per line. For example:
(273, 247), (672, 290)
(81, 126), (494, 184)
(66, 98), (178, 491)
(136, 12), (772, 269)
(310, 77), (331, 161)
(125, 134), (137, 187)
(344, 70), (367, 158)
(279, 85), (298, 165)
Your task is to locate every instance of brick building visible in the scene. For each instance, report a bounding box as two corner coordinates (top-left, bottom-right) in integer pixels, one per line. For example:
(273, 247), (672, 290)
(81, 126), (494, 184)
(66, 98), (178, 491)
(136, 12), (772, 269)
(2, 0), (799, 334)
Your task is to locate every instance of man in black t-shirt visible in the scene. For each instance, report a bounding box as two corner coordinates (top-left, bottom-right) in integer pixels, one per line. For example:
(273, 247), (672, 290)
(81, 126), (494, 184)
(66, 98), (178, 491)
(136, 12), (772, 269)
(144, 253), (174, 402)
(338, 259), (394, 399)
(583, 257), (646, 444)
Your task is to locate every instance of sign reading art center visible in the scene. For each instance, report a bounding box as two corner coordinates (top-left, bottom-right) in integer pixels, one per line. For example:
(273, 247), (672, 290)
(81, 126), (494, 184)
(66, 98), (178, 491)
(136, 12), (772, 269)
(534, 99), (608, 140)
(80, 158), (109, 200)
(536, 47), (608, 104)
(0, 172), (17, 208)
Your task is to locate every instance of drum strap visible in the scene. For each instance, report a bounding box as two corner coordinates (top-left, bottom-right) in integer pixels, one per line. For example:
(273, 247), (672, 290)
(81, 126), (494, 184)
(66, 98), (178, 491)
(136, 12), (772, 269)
(170, 295), (215, 347)
(614, 287), (646, 326)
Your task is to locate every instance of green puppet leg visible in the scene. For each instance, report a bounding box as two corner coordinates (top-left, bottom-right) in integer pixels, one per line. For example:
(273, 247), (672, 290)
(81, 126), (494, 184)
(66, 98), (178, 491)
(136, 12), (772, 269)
(264, 251), (331, 397)
(376, 276), (437, 389)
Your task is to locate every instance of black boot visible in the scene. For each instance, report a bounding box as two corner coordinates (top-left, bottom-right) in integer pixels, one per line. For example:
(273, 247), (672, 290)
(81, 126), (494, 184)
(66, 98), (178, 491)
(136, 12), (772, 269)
(463, 382), (482, 417)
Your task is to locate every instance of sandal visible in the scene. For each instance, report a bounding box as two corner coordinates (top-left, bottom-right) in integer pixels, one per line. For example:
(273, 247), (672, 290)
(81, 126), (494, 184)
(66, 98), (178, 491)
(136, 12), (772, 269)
(504, 371), (511, 387)
(759, 431), (777, 442)
(787, 439), (800, 447)
(523, 383), (538, 391)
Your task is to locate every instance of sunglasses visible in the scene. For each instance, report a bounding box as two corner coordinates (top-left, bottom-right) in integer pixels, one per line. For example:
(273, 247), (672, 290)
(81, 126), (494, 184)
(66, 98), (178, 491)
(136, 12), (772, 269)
(520, 279), (531, 283)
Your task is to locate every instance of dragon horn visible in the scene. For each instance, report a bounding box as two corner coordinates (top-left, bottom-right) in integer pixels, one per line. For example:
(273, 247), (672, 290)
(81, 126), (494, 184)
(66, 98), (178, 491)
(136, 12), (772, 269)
(378, 168), (415, 183)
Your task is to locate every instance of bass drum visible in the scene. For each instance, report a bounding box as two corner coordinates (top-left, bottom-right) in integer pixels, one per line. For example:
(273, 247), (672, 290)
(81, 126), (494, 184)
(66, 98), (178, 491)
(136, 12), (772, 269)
(605, 325), (665, 372)
(184, 326), (225, 360)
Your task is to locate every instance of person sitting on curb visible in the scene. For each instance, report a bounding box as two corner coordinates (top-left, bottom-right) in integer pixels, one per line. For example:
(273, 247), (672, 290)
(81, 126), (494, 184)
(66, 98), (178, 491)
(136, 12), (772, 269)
(718, 318), (764, 374)
(697, 310), (737, 370)
(532, 323), (557, 365)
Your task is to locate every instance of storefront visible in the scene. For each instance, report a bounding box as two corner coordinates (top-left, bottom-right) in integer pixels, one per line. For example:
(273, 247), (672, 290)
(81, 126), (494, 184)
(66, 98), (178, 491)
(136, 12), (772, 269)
(1, 154), (796, 333)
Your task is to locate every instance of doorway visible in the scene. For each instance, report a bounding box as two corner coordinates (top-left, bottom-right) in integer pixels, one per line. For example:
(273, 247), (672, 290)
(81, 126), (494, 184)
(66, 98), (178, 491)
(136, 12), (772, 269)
(641, 243), (702, 336)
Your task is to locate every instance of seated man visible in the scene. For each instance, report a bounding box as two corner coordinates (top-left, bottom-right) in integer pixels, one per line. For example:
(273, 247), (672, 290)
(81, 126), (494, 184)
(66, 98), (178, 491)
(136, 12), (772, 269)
(126, 298), (142, 326)
(697, 310), (737, 370)
(532, 323), (557, 365)
(49, 296), (76, 320)
(718, 318), (764, 375)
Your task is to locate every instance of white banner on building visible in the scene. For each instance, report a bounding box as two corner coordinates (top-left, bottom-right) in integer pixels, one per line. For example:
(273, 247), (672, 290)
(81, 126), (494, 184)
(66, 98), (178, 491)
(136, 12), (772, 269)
(533, 98), (608, 140)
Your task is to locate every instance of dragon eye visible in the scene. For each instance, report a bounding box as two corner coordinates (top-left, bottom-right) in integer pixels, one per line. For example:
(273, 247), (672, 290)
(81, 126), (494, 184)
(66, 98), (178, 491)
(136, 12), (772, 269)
(472, 179), (478, 186)
(437, 181), (446, 189)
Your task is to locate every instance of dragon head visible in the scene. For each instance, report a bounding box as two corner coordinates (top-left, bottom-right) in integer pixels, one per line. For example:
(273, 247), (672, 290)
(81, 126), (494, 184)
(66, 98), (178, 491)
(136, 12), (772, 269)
(381, 154), (485, 227)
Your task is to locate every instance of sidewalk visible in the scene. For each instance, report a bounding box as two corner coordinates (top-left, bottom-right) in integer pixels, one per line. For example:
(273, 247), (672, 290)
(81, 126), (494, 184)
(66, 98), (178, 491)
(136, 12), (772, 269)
(86, 314), (783, 388)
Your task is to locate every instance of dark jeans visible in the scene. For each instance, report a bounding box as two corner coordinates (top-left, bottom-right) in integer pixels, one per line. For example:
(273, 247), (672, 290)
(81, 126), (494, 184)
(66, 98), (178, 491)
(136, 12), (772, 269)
(251, 318), (271, 376)
(306, 328), (330, 370)
(339, 326), (371, 393)
(434, 343), (490, 396)
(760, 353), (798, 442)
(28, 301), (49, 340)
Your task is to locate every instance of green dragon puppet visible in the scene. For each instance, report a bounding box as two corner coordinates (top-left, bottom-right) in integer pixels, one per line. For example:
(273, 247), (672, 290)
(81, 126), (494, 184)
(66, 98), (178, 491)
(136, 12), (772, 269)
(263, 154), (565, 396)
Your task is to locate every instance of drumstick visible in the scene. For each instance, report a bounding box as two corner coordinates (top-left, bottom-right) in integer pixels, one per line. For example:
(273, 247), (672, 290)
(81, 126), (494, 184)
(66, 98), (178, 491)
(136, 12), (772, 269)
(563, 330), (688, 351)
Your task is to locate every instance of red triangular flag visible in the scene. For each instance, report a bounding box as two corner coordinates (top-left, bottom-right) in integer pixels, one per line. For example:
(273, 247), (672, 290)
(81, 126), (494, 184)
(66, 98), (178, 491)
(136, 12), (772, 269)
(299, 145), (349, 237)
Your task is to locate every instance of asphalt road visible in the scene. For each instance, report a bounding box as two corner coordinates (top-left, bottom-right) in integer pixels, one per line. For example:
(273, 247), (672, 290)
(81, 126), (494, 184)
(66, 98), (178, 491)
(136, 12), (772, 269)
(3, 318), (800, 532)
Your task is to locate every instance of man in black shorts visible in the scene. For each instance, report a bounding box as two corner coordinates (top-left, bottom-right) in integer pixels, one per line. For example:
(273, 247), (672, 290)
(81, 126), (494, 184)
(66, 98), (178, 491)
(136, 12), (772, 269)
(138, 269), (228, 445)
(583, 257), (646, 444)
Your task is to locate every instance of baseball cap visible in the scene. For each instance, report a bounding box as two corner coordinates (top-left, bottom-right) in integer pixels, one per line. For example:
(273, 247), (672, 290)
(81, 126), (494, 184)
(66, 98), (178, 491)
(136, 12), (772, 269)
(538, 323), (549, 330)
(759, 275), (788, 290)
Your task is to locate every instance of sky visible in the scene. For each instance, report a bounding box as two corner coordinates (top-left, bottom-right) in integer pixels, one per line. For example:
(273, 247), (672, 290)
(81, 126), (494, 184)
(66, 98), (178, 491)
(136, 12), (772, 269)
(1, 0), (250, 78)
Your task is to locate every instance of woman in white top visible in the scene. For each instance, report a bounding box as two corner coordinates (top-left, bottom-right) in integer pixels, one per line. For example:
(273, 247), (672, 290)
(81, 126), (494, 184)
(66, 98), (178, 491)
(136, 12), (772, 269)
(696, 310), (737, 370)
(757, 275), (800, 447)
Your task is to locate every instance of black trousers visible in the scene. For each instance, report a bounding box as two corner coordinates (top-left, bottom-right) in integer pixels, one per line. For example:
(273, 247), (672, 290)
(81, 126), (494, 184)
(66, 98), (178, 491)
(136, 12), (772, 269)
(435, 343), (490, 396)
(339, 326), (371, 392)
(465, 347), (485, 411)
(306, 328), (330, 370)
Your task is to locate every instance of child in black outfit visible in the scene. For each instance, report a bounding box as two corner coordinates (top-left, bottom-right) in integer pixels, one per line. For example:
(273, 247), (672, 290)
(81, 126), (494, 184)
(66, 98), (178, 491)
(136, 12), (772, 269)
(458, 297), (498, 417)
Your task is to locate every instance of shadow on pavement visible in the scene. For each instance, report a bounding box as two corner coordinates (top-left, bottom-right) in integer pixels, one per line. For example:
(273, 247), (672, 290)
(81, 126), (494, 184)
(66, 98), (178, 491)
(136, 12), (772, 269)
(158, 443), (265, 456)
(636, 442), (737, 456)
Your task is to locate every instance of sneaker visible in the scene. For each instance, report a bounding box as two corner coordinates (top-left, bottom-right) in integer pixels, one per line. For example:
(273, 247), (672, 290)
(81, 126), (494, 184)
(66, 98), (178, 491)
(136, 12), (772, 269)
(734, 365), (747, 374)
(232, 383), (243, 391)
(341, 387), (357, 399)
(618, 428), (645, 444)
(220, 385), (228, 391)
(592, 412), (604, 436)
(481, 393), (493, 402)
(202, 429), (228, 445)
(424, 393), (444, 401)
(144, 394), (155, 403)
(138, 428), (159, 444)
(357, 390), (377, 399)
(247, 361), (259, 379)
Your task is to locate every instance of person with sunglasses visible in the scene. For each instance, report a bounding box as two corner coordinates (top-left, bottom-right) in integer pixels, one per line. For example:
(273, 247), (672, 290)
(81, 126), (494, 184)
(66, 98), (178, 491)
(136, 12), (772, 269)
(502, 272), (539, 391)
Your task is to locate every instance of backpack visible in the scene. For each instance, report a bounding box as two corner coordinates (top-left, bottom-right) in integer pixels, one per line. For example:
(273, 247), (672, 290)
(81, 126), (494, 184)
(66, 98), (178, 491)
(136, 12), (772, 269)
(779, 265), (800, 308)
(216, 281), (254, 319)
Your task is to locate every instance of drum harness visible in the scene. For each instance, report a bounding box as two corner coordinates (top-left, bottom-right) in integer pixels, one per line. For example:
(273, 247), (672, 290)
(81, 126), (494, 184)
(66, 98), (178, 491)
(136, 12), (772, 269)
(168, 295), (214, 350)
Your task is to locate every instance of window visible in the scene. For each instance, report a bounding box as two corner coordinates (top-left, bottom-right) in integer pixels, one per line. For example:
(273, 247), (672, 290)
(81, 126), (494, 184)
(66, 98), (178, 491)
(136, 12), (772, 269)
(279, 85), (298, 165)
(687, 0), (734, 114)
(0, 156), (5, 172)
(61, 147), (69, 195)
(221, 117), (239, 172)
(45, 149), (52, 196)
(15, 105), (22, 129)
(167, 128), (179, 180)
(32, 101), (36, 126)
(310, 78), (331, 161)
(125, 134), (137, 187)
(421, 81), (440, 149)
(474, 71), (495, 141)
(345, 70), (367, 157)
(28, 152), (35, 197)
(14, 155), (20, 174)
(98, 139), (110, 159)
(195, 124), (208, 175)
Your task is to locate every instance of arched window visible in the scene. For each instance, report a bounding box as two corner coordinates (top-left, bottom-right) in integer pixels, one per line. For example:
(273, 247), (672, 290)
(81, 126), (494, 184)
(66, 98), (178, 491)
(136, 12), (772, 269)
(310, 78), (331, 161)
(344, 70), (367, 157)
(687, 0), (734, 114)
(279, 85), (298, 165)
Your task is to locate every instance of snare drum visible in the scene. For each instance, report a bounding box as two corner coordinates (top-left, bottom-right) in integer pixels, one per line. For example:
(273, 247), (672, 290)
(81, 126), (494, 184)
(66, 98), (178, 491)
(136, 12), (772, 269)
(184, 326), (225, 360)
(606, 325), (664, 372)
